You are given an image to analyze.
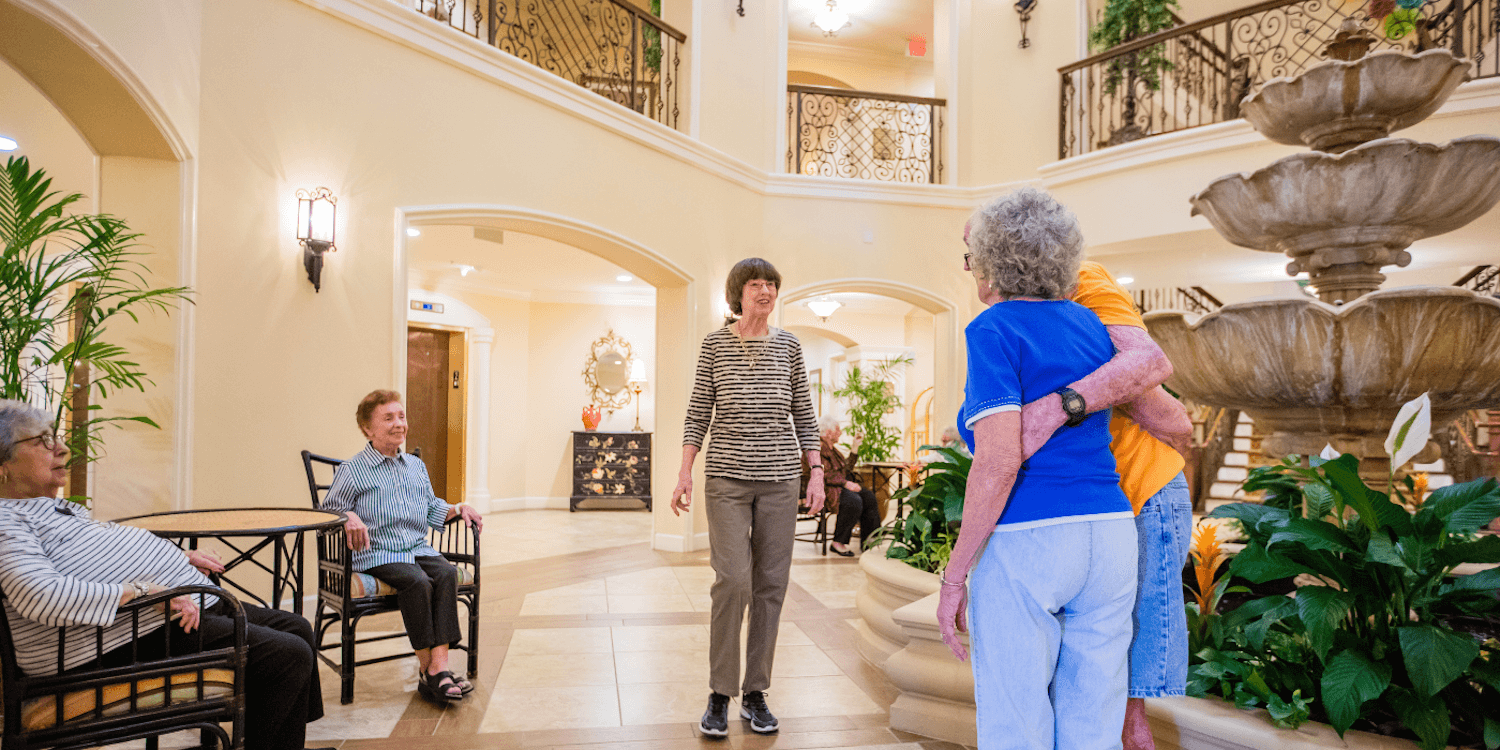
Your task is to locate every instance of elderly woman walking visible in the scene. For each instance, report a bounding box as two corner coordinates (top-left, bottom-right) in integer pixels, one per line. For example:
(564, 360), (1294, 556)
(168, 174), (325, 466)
(321, 389), (484, 705)
(937, 189), (1138, 749)
(671, 257), (823, 738)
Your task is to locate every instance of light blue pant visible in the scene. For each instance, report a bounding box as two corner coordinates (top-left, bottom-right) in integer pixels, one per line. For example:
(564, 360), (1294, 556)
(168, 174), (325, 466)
(968, 518), (1138, 750)
(1129, 473), (1194, 697)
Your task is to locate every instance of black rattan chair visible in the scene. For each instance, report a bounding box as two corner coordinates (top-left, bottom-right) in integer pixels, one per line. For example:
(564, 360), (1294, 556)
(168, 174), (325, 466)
(0, 585), (246, 750)
(299, 450), (480, 705)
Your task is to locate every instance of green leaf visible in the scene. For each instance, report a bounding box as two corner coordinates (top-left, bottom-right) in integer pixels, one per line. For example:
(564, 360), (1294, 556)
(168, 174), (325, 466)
(1422, 478), (1500, 534)
(1485, 717), (1500, 750)
(1386, 685), (1451, 750)
(1265, 689), (1312, 729)
(1208, 502), (1290, 537)
(1442, 566), (1500, 594)
(1398, 625), (1481, 697)
(1320, 650), (1391, 734)
(1434, 535), (1500, 567)
(1267, 518), (1359, 555)
(1366, 533), (1410, 571)
(1304, 483), (1335, 520)
(1228, 543), (1305, 583)
(1295, 586), (1354, 659)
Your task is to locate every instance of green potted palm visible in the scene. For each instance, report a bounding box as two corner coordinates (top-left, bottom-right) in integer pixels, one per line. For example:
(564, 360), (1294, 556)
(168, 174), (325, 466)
(1088, 0), (1181, 144)
(0, 156), (191, 504)
(1181, 394), (1500, 750)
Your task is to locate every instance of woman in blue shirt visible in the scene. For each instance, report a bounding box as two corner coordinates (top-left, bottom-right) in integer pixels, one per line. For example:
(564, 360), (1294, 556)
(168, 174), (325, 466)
(323, 390), (484, 704)
(936, 189), (1137, 749)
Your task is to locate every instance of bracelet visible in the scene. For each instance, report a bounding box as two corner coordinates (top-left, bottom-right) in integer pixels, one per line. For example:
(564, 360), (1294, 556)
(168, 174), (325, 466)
(940, 578), (965, 587)
(808, 464), (823, 470)
(128, 581), (151, 599)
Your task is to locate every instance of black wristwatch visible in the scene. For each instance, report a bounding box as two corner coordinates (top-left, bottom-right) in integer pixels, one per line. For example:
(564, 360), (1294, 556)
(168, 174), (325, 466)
(1056, 387), (1088, 427)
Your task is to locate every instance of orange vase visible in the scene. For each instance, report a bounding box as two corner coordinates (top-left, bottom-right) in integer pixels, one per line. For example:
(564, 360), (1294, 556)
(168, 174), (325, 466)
(581, 405), (602, 431)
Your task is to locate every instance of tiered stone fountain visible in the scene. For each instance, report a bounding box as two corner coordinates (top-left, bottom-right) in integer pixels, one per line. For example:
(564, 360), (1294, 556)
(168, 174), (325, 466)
(1146, 24), (1500, 477)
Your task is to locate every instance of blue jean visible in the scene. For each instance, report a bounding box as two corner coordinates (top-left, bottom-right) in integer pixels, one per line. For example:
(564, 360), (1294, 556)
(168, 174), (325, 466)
(1128, 473), (1194, 698)
(968, 517), (1138, 750)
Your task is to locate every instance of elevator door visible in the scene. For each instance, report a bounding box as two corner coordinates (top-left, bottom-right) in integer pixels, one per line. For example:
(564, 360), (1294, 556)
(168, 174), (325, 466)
(406, 327), (466, 502)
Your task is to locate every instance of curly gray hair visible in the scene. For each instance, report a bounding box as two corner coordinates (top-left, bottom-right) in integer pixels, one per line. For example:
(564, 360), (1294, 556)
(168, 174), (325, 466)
(0, 400), (53, 466)
(817, 415), (842, 435)
(966, 187), (1084, 300)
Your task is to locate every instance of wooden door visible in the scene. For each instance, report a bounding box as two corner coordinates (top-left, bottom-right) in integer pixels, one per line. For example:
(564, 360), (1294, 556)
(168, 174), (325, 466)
(406, 327), (467, 502)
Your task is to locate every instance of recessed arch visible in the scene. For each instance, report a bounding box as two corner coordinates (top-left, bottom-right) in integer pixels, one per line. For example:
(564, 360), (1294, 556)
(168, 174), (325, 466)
(784, 324), (857, 349)
(779, 277), (957, 316)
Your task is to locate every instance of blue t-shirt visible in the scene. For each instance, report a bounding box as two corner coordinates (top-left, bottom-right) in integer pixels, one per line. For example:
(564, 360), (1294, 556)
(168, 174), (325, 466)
(958, 299), (1130, 530)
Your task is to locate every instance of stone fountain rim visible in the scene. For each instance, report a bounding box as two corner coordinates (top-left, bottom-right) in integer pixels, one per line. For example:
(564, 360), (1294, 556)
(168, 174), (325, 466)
(1189, 134), (1500, 216)
(1242, 47), (1474, 107)
(1140, 284), (1500, 332)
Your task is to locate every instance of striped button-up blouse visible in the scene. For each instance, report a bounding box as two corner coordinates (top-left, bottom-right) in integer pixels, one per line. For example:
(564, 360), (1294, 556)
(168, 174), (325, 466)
(320, 443), (451, 571)
(0, 497), (217, 675)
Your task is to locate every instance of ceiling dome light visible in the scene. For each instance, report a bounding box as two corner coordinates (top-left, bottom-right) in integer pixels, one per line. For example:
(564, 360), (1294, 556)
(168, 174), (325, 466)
(806, 296), (843, 322)
(812, 0), (851, 36)
(617, 274), (633, 282)
(406, 227), (421, 237)
(458, 264), (476, 277)
(0, 136), (17, 152)
(1116, 276), (1135, 285)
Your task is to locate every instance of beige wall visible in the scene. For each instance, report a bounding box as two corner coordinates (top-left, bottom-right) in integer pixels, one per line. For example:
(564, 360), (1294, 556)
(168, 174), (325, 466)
(787, 42), (936, 97)
(0, 59), (96, 210)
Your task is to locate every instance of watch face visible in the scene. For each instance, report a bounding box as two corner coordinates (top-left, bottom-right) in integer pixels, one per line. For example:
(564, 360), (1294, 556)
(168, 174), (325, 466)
(1063, 393), (1085, 413)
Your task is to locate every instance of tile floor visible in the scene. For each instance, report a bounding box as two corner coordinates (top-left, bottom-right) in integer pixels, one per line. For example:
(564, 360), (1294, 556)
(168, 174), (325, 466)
(159, 509), (970, 750)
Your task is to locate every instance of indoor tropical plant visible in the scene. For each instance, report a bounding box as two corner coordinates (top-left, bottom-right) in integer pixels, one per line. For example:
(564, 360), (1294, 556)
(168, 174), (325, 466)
(828, 355), (913, 463)
(1188, 395), (1500, 750)
(1088, 0), (1181, 142)
(867, 444), (968, 571)
(0, 156), (190, 501)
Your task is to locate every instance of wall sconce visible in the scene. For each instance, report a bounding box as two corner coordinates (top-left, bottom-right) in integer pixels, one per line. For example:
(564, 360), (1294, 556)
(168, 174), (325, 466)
(1016, 0), (1037, 49)
(736, 0), (744, 16)
(628, 359), (648, 432)
(296, 187), (337, 292)
(807, 296), (843, 322)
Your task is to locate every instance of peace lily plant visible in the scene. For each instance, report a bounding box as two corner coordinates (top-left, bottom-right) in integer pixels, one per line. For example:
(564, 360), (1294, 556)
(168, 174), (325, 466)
(1187, 393), (1500, 750)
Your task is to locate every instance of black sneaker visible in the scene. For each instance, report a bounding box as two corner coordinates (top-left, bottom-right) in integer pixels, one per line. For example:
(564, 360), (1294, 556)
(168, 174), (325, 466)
(699, 692), (731, 738)
(740, 690), (779, 734)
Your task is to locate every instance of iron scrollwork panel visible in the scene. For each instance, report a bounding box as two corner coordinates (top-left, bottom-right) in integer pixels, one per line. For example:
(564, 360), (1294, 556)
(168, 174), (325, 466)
(788, 89), (944, 184)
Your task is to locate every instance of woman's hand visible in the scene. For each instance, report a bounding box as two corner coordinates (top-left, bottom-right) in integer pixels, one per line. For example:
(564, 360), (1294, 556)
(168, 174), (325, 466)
(850, 433), (863, 451)
(184, 549), (224, 575)
(454, 504), (484, 533)
(937, 581), (970, 661)
(151, 584), (202, 633)
(806, 471), (826, 514)
(670, 473), (693, 516)
(344, 511), (371, 551)
(844, 480), (862, 492)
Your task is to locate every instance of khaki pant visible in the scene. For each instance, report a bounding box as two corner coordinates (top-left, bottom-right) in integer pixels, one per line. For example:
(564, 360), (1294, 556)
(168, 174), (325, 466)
(704, 475), (800, 696)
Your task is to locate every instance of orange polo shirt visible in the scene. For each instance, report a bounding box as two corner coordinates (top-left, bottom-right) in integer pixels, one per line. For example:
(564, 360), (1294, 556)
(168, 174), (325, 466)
(1071, 261), (1186, 514)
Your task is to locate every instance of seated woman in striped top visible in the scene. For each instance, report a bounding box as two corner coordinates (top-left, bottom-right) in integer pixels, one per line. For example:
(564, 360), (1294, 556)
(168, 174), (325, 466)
(0, 399), (326, 750)
(321, 390), (484, 705)
(671, 257), (825, 738)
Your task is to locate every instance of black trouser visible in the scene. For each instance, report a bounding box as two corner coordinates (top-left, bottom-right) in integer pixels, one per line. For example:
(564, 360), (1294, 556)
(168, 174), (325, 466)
(92, 601), (322, 750)
(832, 487), (881, 547)
(367, 555), (461, 652)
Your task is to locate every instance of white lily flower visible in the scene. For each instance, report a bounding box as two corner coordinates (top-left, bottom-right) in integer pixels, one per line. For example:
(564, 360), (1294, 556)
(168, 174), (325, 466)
(1385, 392), (1432, 471)
(1320, 444), (1340, 460)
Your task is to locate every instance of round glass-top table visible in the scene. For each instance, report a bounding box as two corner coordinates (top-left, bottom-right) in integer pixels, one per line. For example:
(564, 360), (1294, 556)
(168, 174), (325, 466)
(115, 507), (346, 615)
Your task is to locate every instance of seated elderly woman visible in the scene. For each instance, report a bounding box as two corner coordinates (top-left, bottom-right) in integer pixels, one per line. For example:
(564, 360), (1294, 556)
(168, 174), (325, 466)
(321, 389), (484, 705)
(817, 417), (883, 556)
(938, 425), (971, 458)
(936, 188), (1137, 749)
(0, 400), (323, 750)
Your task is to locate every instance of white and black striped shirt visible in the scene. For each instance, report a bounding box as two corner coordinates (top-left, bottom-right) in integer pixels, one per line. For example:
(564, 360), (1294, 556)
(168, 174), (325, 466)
(0, 497), (216, 676)
(683, 326), (819, 481)
(320, 444), (449, 571)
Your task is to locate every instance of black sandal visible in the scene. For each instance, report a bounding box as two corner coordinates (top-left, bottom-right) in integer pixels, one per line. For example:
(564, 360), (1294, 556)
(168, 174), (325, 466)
(453, 673), (475, 694)
(417, 670), (463, 703)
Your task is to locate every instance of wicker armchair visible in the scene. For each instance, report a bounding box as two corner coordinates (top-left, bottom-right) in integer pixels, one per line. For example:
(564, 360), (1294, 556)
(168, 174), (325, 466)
(299, 450), (480, 705)
(0, 585), (246, 750)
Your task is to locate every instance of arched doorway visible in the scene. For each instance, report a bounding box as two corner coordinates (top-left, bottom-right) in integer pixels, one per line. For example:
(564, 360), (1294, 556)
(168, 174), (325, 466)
(394, 206), (697, 551)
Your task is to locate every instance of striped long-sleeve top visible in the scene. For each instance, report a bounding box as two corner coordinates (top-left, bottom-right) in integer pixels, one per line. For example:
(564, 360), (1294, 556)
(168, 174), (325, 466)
(683, 326), (819, 481)
(0, 497), (217, 676)
(320, 443), (450, 571)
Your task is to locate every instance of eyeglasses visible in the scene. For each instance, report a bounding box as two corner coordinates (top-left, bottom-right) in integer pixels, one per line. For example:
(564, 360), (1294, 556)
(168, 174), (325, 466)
(963, 253), (972, 269)
(17, 432), (61, 451)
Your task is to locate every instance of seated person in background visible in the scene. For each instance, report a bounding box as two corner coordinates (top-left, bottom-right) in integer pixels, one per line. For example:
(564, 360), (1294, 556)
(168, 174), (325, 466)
(321, 389), (484, 705)
(0, 399), (324, 750)
(938, 425), (971, 458)
(819, 417), (882, 557)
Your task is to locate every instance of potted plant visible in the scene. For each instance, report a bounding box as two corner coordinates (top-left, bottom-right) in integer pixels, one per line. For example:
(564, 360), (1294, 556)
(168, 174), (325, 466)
(1087, 0), (1181, 144)
(828, 355), (913, 463)
(0, 156), (191, 504)
(1182, 394), (1500, 750)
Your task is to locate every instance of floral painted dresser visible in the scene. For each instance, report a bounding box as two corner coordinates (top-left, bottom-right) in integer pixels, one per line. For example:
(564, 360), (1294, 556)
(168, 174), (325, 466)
(570, 431), (652, 511)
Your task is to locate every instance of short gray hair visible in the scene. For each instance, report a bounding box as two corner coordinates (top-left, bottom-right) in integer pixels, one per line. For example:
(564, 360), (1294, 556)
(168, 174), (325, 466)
(818, 415), (842, 435)
(967, 188), (1084, 300)
(0, 400), (53, 466)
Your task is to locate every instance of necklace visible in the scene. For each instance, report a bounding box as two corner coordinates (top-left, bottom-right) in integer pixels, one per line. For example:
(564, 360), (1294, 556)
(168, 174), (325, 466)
(732, 322), (769, 370)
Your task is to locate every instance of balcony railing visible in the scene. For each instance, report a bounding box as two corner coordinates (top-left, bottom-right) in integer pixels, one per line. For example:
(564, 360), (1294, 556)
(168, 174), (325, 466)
(1058, 0), (1498, 158)
(1133, 286), (1224, 314)
(787, 85), (945, 184)
(406, 0), (685, 130)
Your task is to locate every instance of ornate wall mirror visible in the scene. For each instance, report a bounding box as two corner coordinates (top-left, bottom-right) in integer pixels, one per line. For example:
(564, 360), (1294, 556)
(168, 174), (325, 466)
(583, 329), (635, 413)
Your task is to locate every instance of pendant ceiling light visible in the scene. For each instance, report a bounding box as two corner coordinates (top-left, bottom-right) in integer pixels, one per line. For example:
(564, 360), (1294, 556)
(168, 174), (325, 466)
(812, 0), (851, 36)
(806, 296), (843, 322)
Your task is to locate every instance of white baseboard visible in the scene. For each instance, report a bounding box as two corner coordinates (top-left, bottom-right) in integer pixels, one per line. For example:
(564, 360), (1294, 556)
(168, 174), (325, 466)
(466, 489), (492, 514)
(488, 496), (570, 512)
(653, 531), (711, 552)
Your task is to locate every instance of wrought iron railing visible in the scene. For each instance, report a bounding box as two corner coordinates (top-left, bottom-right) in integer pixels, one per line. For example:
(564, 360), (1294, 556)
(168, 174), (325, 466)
(1133, 286), (1224, 314)
(1059, 0), (1499, 158)
(787, 85), (945, 184)
(1455, 265), (1499, 294)
(406, 0), (685, 130)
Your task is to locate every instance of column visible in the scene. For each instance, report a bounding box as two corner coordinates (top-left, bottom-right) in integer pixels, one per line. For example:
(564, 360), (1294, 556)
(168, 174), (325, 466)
(467, 328), (493, 513)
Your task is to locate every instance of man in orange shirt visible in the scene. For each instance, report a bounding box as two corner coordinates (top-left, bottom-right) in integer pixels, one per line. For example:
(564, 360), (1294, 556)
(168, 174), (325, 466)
(1024, 262), (1194, 750)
